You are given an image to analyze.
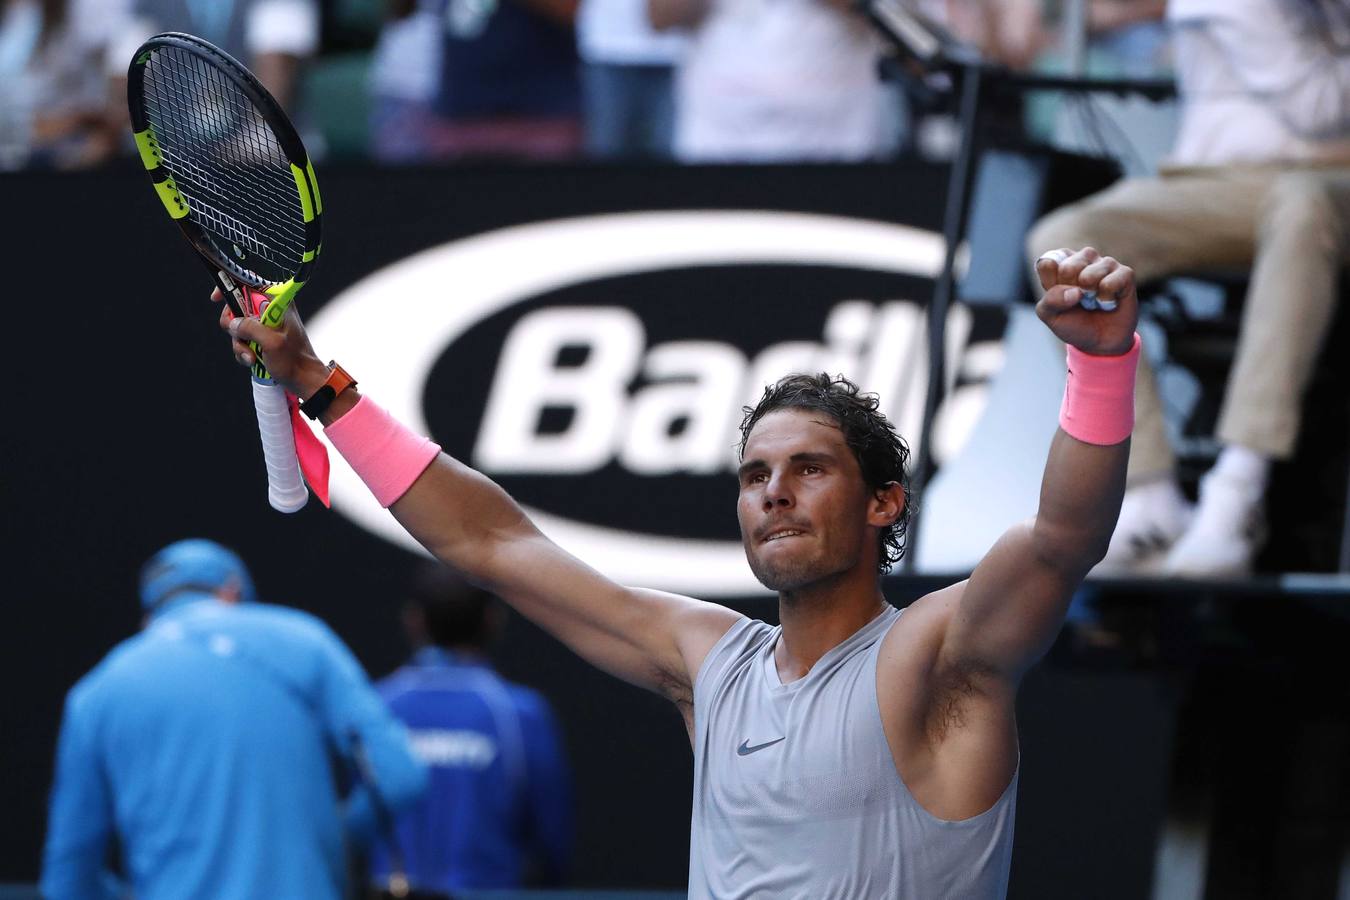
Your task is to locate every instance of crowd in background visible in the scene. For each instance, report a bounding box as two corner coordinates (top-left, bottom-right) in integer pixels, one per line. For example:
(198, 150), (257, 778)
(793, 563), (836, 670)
(1, 0), (1179, 170)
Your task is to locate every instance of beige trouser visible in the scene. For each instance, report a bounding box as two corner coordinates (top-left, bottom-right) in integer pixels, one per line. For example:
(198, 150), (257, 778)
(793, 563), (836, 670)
(1027, 166), (1350, 482)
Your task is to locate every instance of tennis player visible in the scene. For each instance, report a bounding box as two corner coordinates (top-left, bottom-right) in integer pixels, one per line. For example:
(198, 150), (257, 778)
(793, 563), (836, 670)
(222, 245), (1138, 898)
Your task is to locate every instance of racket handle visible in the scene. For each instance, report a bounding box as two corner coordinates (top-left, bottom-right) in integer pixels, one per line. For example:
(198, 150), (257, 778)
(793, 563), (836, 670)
(251, 378), (309, 513)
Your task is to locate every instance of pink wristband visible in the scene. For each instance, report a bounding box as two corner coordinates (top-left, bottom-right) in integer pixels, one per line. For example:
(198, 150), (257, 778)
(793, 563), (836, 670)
(324, 396), (441, 507)
(1060, 333), (1141, 446)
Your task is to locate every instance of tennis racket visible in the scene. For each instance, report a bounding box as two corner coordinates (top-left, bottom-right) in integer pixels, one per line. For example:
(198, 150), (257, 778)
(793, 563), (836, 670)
(127, 32), (323, 513)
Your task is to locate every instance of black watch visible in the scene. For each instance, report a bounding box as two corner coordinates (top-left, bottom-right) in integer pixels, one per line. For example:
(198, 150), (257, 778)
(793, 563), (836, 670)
(299, 362), (357, 420)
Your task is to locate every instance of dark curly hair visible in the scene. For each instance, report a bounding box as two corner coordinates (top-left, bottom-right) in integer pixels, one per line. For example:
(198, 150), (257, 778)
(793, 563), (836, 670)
(738, 373), (914, 574)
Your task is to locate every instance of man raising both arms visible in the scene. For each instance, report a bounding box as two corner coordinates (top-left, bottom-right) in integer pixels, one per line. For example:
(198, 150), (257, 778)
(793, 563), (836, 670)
(222, 246), (1138, 898)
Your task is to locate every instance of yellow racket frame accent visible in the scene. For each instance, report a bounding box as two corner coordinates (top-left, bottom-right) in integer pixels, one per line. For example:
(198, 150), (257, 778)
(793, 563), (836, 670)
(134, 128), (162, 170)
(153, 178), (190, 219)
(291, 164), (316, 223)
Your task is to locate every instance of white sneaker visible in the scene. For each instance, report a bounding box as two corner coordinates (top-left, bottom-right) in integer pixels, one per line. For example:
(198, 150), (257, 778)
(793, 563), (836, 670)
(1162, 470), (1267, 578)
(1092, 479), (1193, 577)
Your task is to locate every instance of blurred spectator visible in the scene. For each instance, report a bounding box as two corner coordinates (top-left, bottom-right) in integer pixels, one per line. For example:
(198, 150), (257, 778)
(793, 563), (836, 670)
(431, 0), (580, 160)
(1028, 0), (1350, 577)
(369, 0), (582, 162)
(1044, 0), (1174, 176)
(0, 0), (122, 169)
(651, 0), (905, 162)
(41, 539), (426, 900)
(897, 1), (1170, 164)
(577, 0), (685, 159)
(940, 0), (1167, 73)
(368, 0), (442, 163)
(108, 0), (319, 119)
(941, 0), (1051, 71)
(369, 564), (573, 892)
(1086, 0), (1170, 76)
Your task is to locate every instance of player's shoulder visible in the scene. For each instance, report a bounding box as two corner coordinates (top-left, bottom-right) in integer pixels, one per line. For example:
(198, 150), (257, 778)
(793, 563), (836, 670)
(688, 611), (774, 699)
(880, 581), (967, 660)
(693, 602), (767, 645)
(638, 588), (747, 638)
(679, 594), (748, 629)
(907, 581), (967, 619)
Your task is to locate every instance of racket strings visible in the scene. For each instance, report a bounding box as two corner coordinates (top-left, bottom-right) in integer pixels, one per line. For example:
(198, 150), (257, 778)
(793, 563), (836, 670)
(140, 46), (307, 283)
(145, 68), (305, 269)
(147, 54), (304, 252)
(179, 52), (306, 238)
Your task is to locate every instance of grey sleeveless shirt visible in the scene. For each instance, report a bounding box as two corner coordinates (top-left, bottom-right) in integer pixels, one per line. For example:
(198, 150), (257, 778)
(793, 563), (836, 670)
(688, 605), (1017, 899)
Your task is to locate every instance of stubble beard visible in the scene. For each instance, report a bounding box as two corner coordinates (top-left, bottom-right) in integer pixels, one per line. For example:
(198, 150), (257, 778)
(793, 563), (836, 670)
(747, 541), (837, 593)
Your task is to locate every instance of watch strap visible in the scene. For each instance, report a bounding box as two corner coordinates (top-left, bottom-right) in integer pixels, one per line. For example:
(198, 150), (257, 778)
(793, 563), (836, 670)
(299, 362), (357, 421)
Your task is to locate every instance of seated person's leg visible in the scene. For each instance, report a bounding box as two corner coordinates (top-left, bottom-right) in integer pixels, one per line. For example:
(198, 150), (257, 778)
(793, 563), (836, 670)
(1026, 171), (1266, 573)
(1166, 169), (1350, 576)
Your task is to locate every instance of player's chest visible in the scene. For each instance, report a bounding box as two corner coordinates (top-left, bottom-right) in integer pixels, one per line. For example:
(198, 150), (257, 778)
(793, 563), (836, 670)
(699, 666), (898, 817)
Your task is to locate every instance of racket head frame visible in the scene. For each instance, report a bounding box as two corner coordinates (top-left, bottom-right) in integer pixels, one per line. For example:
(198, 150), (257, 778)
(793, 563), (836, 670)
(126, 31), (322, 330)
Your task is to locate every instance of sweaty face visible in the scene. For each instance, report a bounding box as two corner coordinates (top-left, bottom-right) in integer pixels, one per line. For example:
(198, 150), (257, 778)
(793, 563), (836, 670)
(737, 409), (875, 593)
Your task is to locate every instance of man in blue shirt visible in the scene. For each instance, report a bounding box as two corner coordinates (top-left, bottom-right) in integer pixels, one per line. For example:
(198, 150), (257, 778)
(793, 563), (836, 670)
(41, 539), (427, 900)
(370, 565), (573, 891)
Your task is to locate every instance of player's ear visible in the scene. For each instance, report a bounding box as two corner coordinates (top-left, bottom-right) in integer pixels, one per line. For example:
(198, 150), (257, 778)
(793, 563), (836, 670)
(868, 481), (904, 527)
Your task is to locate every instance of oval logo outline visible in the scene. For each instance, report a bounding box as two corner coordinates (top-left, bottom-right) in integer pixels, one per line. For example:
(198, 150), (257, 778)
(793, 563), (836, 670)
(308, 210), (945, 597)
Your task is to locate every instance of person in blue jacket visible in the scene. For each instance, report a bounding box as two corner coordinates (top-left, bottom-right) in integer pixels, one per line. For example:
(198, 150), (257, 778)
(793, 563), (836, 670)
(369, 564), (574, 891)
(40, 538), (427, 900)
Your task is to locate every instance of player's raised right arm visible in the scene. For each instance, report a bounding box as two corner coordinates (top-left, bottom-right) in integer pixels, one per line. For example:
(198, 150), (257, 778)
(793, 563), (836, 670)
(221, 298), (743, 702)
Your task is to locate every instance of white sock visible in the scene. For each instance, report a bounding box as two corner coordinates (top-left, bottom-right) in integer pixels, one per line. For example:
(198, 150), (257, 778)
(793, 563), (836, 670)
(1124, 477), (1191, 524)
(1210, 444), (1270, 499)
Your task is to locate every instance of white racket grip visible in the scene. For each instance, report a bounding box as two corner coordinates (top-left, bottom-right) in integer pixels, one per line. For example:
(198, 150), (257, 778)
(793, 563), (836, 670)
(251, 378), (309, 513)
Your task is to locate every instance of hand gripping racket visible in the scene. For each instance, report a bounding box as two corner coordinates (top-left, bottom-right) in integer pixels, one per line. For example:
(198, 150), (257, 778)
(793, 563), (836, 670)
(127, 32), (323, 512)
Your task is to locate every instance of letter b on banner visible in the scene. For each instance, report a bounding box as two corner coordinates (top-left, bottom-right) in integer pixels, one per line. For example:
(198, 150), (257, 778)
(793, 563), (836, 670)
(475, 308), (644, 473)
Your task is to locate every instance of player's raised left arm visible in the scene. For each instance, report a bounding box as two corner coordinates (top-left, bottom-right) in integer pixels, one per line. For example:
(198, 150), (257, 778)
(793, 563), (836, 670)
(939, 247), (1140, 682)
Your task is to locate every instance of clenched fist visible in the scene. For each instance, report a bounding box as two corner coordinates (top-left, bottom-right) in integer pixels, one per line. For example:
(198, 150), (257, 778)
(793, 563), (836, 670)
(1033, 247), (1138, 356)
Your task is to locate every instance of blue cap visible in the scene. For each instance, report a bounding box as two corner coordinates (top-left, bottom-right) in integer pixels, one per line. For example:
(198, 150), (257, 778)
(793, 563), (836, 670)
(139, 539), (257, 611)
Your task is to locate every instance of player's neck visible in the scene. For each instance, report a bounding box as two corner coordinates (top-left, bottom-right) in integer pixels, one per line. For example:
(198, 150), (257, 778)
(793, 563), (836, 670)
(774, 578), (887, 683)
